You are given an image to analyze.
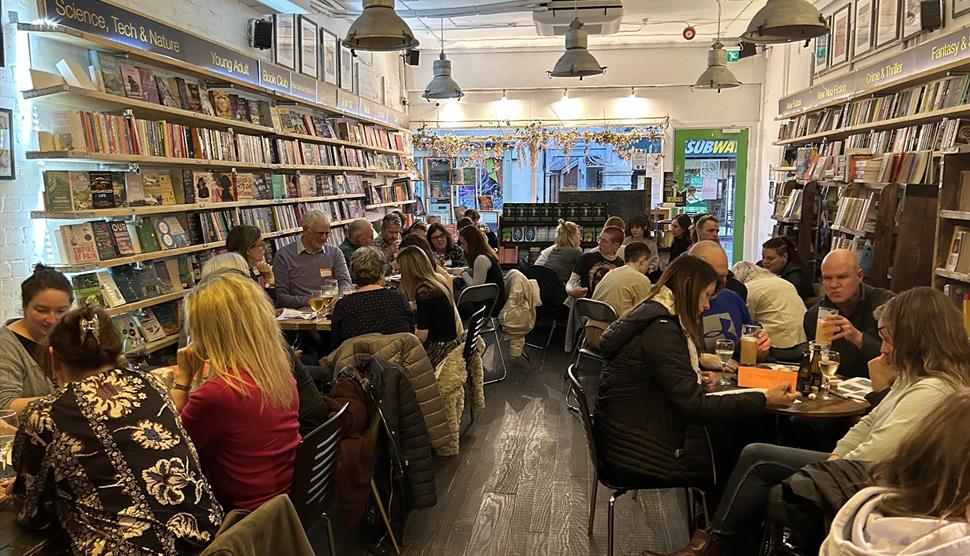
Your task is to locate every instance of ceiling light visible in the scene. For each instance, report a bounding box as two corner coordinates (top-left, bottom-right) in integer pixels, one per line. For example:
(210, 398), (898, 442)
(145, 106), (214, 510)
(694, 2), (741, 93)
(547, 18), (606, 80)
(423, 19), (463, 101)
(343, 0), (419, 52)
(741, 0), (828, 44)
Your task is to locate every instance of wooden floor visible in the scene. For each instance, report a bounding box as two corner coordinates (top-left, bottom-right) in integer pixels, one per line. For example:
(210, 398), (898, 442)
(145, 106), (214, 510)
(391, 346), (692, 556)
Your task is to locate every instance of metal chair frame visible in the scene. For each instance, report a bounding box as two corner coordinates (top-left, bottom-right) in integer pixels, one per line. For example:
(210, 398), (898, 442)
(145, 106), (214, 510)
(564, 299), (619, 413)
(457, 283), (508, 384)
(461, 305), (488, 437)
(521, 265), (569, 371)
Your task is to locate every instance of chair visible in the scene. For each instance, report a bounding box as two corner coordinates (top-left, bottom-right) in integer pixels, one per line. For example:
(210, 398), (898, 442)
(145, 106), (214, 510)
(522, 264), (569, 370)
(457, 283), (508, 384)
(461, 305), (488, 437)
(202, 494), (315, 556)
(567, 365), (708, 556)
(571, 298), (619, 369)
(288, 402), (349, 556)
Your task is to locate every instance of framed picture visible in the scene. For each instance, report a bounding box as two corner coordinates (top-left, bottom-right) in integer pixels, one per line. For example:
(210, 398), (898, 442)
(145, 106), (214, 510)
(273, 14), (296, 70)
(339, 42), (353, 91)
(815, 17), (830, 73)
(875, 0), (900, 48)
(0, 108), (14, 180)
(353, 60), (360, 95)
(298, 16), (319, 79)
(854, 0), (874, 58)
(831, 5), (851, 67)
(955, 0), (970, 18)
(902, 0), (924, 38)
(321, 29), (338, 85)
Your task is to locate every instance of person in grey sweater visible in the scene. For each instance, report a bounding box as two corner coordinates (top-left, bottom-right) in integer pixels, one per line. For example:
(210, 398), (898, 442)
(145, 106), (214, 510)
(0, 264), (73, 412)
(643, 286), (970, 556)
(535, 219), (582, 282)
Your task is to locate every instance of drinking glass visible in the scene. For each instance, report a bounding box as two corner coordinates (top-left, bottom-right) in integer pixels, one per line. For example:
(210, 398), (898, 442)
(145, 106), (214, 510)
(715, 339), (735, 386)
(820, 350), (841, 400)
(123, 335), (149, 371)
(815, 307), (839, 347)
(739, 324), (761, 365)
(0, 410), (19, 479)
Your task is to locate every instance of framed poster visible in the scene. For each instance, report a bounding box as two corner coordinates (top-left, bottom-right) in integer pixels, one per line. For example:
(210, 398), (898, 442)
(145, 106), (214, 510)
(321, 29), (338, 85)
(854, 0), (874, 57)
(0, 108), (13, 180)
(273, 14), (296, 70)
(875, 0), (900, 48)
(338, 42), (353, 91)
(955, 0), (970, 18)
(815, 18), (830, 73)
(831, 5), (851, 67)
(298, 16), (319, 79)
(352, 59), (360, 95)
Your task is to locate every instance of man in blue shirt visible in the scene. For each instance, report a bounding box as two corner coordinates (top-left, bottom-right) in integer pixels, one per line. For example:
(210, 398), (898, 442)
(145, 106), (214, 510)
(272, 210), (353, 309)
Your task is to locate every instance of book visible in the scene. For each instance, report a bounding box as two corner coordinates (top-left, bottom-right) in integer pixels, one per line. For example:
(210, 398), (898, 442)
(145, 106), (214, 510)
(136, 308), (168, 341)
(55, 58), (97, 90)
(90, 220), (119, 260)
(124, 172), (147, 206)
(111, 172), (127, 207)
(71, 273), (103, 308)
(69, 171), (92, 210)
(155, 76), (179, 108)
(109, 266), (139, 301)
(271, 174), (286, 199)
(192, 171), (214, 203)
(152, 303), (181, 335)
(215, 173), (235, 202)
(946, 227), (970, 273)
(96, 271), (127, 307)
(297, 174), (316, 197)
(152, 260), (177, 294)
(88, 51), (125, 96)
(142, 171), (163, 205)
(89, 171), (115, 209)
(254, 173), (272, 200)
(112, 314), (144, 343)
(186, 83), (203, 112)
(166, 77), (183, 109)
(209, 90), (232, 118)
(43, 171), (73, 212)
(157, 173), (178, 205)
(138, 67), (160, 104)
(134, 264), (161, 298)
(197, 82), (215, 116)
(59, 223), (99, 264)
(134, 218), (160, 252)
(236, 173), (255, 200)
(152, 216), (189, 250)
(121, 64), (142, 99)
(109, 220), (136, 255)
(174, 77), (191, 110)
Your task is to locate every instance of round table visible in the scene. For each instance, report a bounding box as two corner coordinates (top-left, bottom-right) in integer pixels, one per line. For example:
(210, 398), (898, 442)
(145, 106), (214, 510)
(768, 396), (870, 418)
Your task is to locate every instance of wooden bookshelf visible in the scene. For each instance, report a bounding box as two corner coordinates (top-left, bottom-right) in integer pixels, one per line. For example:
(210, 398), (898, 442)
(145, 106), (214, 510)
(104, 290), (188, 317)
(776, 103), (970, 146)
(935, 268), (970, 283)
(932, 153), (970, 292)
(939, 209), (970, 221)
(145, 334), (181, 354)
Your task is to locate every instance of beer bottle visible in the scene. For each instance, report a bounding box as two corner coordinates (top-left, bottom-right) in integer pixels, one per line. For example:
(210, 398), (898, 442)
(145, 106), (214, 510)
(809, 344), (824, 391)
(796, 346), (812, 395)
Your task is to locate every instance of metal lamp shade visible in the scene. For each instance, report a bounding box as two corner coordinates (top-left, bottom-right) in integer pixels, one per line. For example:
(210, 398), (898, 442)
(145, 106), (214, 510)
(548, 19), (606, 79)
(694, 41), (741, 92)
(423, 53), (464, 101)
(343, 0), (419, 52)
(741, 0), (828, 44)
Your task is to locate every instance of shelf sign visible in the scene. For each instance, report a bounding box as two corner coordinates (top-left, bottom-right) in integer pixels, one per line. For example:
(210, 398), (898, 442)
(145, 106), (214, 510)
(289, 73), (318, 103)
(183, 35), (259, 86)
(43, 0), (185, 58)
(337, 89), (360, 115)
(259, 61), (292, 95)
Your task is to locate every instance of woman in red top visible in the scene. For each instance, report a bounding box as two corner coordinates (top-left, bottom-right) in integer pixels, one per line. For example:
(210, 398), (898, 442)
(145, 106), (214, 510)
(171, 272), (301, 511)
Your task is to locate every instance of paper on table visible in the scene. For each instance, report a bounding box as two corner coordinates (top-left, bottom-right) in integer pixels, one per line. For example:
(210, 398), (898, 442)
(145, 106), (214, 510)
(277, 309), (315, 320)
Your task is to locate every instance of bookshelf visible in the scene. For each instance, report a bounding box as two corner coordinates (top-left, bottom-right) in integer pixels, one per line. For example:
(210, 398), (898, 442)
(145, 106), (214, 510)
(498, 203), (608, 265)
(932, 154), (970, 303)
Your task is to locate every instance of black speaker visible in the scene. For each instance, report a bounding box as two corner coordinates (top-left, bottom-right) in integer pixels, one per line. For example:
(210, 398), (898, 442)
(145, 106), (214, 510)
(405, 49), (420, 66)
(737, 41), (758, 59)
(921, 0), (942, 31)
(250, 19), (273, 50)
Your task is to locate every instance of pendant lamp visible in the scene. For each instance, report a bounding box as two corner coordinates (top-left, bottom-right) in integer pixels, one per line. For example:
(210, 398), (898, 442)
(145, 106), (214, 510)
(343, 0), (419, 52)
(741, 0), (828, 44)
(694, 2), (741, 93)
(423, 20), (464, 101)
(547, 8), (606, 80)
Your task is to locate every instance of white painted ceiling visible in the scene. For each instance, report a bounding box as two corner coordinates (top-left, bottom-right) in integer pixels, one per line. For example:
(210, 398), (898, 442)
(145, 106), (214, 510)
(325, 1), (781, 50)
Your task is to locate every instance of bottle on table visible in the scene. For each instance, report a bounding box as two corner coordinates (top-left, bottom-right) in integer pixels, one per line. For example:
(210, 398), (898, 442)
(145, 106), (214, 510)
(796, 347), (812, 396)
(809, 344), (824, 392)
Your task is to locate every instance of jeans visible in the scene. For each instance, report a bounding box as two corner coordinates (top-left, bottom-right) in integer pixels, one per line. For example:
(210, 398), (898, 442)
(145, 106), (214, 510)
(710, 443), (828, 538)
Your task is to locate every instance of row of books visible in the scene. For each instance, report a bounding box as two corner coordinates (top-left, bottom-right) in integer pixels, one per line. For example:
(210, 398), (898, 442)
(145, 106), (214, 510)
(830, 236), (874, 275)
(112, 304), (181, 344)
(42, 169), (365, 212)
(945, 226), (970, 274)
(502, 202), (609, 224)
(776, 189), (804, 219)
(366, 178), (415, 205)
(778, 74), (970, 140)
(500, 224), (602, 244)
(498, 246), (542, 265)
(86, 51), (407, 150)
(857, 152), (935, 184)
(832, 193), (878, 233)
(46, 110), (408, 169)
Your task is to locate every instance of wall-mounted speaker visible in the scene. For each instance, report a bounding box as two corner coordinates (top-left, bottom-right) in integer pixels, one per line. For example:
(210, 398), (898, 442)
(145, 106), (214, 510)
(250, 19), (273, 50)
(921, 0), (942, 31)
(405, 49), (420, 66)
(737, 41), (758, 60)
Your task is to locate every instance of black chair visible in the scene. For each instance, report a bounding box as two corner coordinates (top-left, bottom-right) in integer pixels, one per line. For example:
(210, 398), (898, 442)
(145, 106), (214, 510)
(571, 298), (619, 369)
(289, 402), (349, 556)
(461, 305), (489, 436)
(567, 365), (709, 556)
(522, 264), (569, 370)
(457, 283), (508, 384)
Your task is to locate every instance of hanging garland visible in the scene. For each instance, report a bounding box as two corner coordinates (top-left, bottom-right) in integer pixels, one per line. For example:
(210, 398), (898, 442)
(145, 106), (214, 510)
(410, 121), (667, 173)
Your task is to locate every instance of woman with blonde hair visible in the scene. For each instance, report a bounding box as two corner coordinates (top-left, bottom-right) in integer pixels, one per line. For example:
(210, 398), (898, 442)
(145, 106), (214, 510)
(535, 219), (583, 282)
(398, 245), (461, 368)
(173, 272), (300, 511)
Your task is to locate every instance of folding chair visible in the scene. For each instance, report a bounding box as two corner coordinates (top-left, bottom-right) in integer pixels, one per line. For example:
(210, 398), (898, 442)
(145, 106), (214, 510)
(457, 283), (508, 384)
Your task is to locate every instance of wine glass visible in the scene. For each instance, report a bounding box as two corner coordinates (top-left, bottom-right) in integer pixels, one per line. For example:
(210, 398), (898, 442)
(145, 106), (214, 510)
(820, 350), (841, 400)
(0, 410), (19, 479)
(123, 335), (149, 371)
(309, 289), (327, 322)
(715, 338), (736, 387)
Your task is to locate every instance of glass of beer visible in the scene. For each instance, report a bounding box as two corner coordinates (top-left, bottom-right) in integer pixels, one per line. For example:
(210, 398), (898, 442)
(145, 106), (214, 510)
(715, 339), (735, 386)
(820, 350), (841, 400)
(815, 307), (839, 346)
(739, 324), (760, 366)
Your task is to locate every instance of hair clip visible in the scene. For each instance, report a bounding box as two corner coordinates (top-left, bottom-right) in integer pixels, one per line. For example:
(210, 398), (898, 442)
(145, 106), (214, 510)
(79, 315), (100, 343)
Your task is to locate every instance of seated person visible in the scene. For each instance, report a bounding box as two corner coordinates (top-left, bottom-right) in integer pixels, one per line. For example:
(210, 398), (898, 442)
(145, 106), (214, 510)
(373, 213), (403, 275)
(585, 241), (653, 350)
(464, 208), (498, 249)
(398, 246), (461, 369)
(13, 307), (223, 553)
(0, 264), (72, 412)
(226, 225), (277, 303)
(690, 241), (769, 363)
(400, 234), (454, 296)
(173, 272), (301, 511)
(731, 261), (807, 349)
(535, 219), (583, 282)
(428, 222), (464, 268)
(618, 214), (660, 278)
(459, 226), (506, 316)
(668, 213), (694, 261)
(331, 246), (415, 349)
(761, 236), (814, 301)
(271, 210), (352, 308)
(804, 248), (894, 379)
(645, 286), (970, 556)
(821, 390), (970, 555)
(566, 226), (625, 299)
(339, 219), (374, 266)
(404, 221), (428, 240)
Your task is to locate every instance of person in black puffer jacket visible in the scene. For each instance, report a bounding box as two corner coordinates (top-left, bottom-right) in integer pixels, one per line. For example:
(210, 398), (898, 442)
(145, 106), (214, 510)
(594, 256), (799, 492)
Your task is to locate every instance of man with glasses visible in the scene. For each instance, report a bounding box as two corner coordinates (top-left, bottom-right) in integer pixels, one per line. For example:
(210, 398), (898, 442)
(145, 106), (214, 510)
(373, 213), (402, 275)
(566, 226), (625, 299)
(272, 210), (352, 309)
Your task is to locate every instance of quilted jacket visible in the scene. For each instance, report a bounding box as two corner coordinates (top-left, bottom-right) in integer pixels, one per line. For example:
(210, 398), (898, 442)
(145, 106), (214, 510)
(499, 269), (540, 358)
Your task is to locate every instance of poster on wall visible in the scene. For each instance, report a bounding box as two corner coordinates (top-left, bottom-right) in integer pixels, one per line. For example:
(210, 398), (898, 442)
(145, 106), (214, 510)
(955, 0), (970, 18)
(902, 0), (924, 38)
(0, 108), (14, 180)
(321, 29), (338, 85)
(426, 158), (452, 199)
(298, 16), (318, 79)
(831, 5), (851, 67)
(456, 184), (477, 209)
(854, 0), (874, 57)
(478, 158), (503, 211)
(662, 172), (683, 206)
(338, 43), (353, 91)
(875, 0), (900, 48)
(273, 14), (296, 70)
(814, 22), (830, 73)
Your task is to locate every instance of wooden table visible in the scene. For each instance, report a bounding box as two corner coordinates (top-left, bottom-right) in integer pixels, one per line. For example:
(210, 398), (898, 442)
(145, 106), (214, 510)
(768, 395), (870, 418)
(0, 503), (67, 555)
(277, 317), (331, 332)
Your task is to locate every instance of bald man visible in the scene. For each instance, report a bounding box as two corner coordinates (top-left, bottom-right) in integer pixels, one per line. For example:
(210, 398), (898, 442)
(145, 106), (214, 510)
(339, 219), (374, 266)
(804, 249), (894, 379)
(690, 241), (770, 363)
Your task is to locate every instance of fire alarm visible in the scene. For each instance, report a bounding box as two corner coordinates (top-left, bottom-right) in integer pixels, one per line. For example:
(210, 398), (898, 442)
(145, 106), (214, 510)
(683, 25), (696, 41)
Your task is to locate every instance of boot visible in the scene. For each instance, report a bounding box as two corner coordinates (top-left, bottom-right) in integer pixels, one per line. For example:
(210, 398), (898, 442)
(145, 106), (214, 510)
(641, 529), (723, 556)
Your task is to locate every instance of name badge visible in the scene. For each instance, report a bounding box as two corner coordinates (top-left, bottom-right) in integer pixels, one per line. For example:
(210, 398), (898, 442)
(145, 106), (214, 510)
(320, 268), (332, 279)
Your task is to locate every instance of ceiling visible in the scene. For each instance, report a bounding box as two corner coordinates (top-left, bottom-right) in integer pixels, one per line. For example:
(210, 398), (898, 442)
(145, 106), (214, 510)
(323, 1), (778, 50)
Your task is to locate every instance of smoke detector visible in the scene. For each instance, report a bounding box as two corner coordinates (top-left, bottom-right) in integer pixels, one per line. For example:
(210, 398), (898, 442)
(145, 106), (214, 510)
(533, 1), (624, 36)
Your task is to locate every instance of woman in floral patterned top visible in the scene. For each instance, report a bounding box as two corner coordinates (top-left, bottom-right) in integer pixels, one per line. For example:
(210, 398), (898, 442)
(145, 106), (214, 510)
(13, 306), (223, 554)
